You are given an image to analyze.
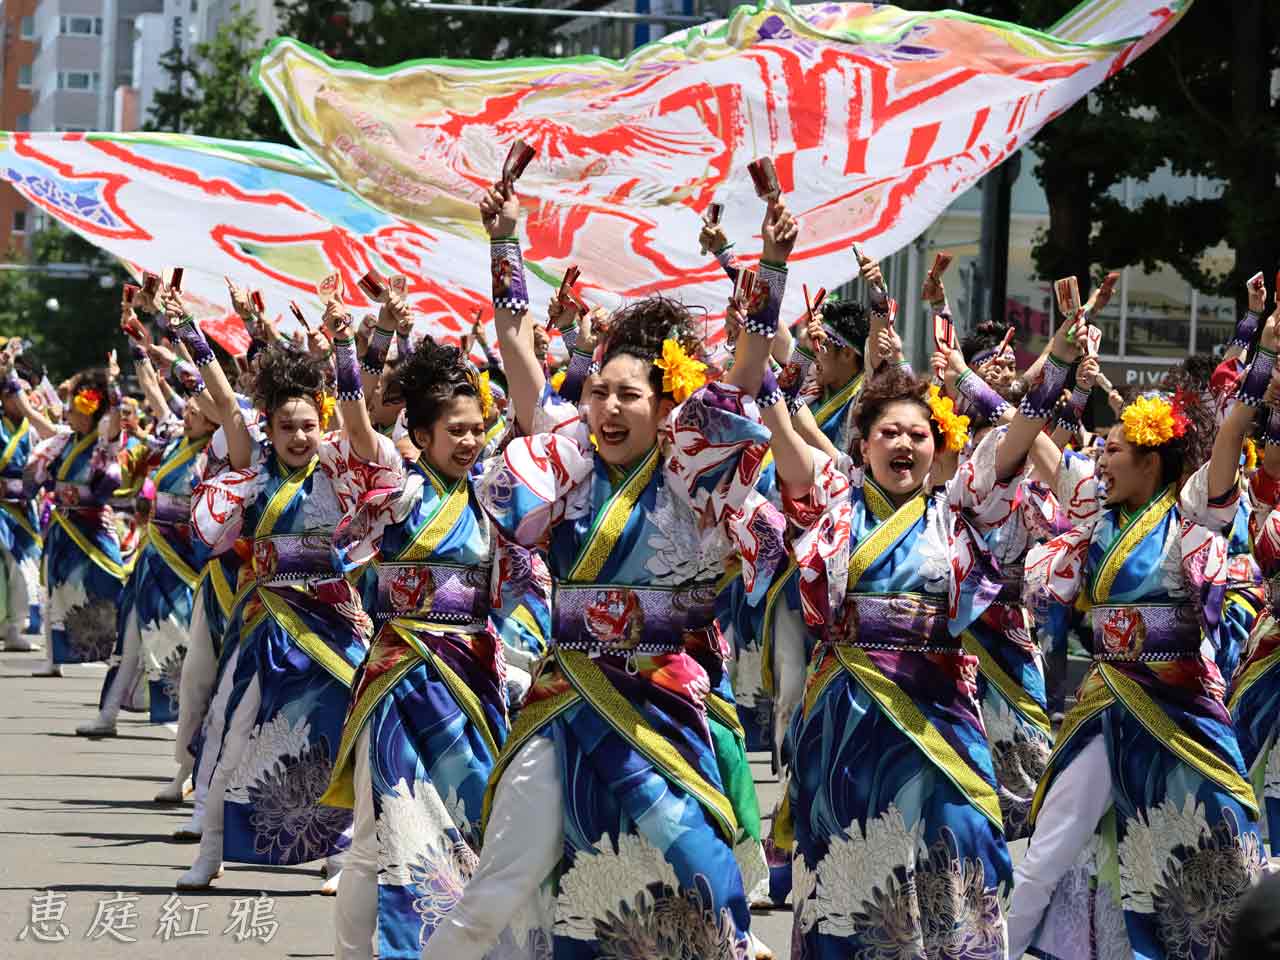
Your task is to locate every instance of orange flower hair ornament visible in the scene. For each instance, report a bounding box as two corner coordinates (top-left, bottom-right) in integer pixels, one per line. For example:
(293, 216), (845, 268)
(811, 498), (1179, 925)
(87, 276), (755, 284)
(315, 392), (336, 429)
(1121, 392), (1188, 448)
(653, 338), (707, 403)
(927, 384), (970, 453)
(72, 387), (102, 417)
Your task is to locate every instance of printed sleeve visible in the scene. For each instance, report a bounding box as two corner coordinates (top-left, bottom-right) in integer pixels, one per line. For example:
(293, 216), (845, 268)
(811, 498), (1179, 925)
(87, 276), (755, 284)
(472, 431), (594, 548)
(1178, 460), (1239, 535)
(779, 449), (853, 628)
(1055, 448), (1103, 529)
(326, 431), (408, 568)
(947, 424), (1018, 532)
(191, 464), (268, 555)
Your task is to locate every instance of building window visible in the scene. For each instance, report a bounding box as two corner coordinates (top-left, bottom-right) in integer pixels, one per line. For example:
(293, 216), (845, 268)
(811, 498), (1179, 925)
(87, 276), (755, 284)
(12, 211), (27, 234)
(55, 125), (89, 132)
(16, 113), (30, 131)
(59, 16), (104, 36)
(57, 71), (100, 91)
(17, 64), (32, 88)
(20, 15), (34, 39)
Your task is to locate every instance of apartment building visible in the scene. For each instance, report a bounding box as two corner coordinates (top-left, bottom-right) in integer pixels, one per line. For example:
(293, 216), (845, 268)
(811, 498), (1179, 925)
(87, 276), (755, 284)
(0, 0), (39, 251)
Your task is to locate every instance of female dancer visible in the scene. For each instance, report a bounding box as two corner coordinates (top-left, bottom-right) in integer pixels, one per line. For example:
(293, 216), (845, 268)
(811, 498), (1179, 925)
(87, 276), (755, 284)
(1007, 320), (1267, 958)
(421, 184), (793, 959)
(169, 285), (401, 892)
(328, 317), (509, 959)
(77, 323), (217, 740)
(26, 362), (126, 678)
(0, 347), (52, 651)
(762, 307), (1080, 958)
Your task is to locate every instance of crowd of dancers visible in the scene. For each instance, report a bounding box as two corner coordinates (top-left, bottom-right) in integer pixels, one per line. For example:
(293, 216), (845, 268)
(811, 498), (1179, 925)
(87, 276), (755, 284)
(2, 171), (1277, 960)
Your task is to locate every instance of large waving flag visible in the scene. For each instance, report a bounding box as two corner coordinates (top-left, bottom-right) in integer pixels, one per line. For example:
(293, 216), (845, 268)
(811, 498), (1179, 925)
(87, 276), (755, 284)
(0, 132), (555, 349)
(1, 1), (1190, 347)
(257, 0), (1191, 332)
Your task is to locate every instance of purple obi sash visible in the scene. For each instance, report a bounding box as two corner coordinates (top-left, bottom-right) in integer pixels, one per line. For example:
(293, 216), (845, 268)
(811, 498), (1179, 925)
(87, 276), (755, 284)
(374, 562), (490, 626)
(1091, 603), (1201, 661)
(54, 481), (133, 513)
(251, 533), (337, 584)
(835, 593), (961, 653)
(152, 491), (191, 527)
(552, 580), (719, 654)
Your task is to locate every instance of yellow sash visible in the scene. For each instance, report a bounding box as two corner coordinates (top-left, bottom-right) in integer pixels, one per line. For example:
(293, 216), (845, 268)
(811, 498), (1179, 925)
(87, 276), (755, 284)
(567, 445), (658, 582)
(1090, 485), (1177, 605)
(152, 435), (208, 491)
(810, 372), (864, 432)
(0, 417), (28, 474)
(847, 490), (925, 589)
(398, 462), (468, 563)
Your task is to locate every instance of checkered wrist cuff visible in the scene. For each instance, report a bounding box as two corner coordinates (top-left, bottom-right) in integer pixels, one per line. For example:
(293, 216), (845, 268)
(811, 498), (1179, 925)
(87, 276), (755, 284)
(491, 239), (529, 312)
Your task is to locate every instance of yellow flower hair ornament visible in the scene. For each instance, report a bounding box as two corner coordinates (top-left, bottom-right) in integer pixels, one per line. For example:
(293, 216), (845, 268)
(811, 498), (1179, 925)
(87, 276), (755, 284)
(653, 338), (707, 403)
(72, 387), (102, 417)
(927, 384), (970, 453)
(1121, 393), (1187, 448)
(315, 392), (337, 430)
(478, 370), (494, 421)
(1244, 437), (1259, 473)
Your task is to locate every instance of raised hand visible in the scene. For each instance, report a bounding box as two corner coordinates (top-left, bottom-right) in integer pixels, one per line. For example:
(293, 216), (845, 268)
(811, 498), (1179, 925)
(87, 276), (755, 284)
(323, 300), (355, 341)
(876, 326), (903, 368)
(146, 342), (178, 378)
(578, 306), (608, 356)
(699, 219), (729, 257)
(224, 277), (255, 321)
(762, 199), (799, 263)
(806, 311), (827, 353)
(160, 287), (186, 328)
(1248, 273), (1268, 314)
(479, 183), (520, 239)
(1077, 356), (1100, 391)
(1049, 308), (1086, 363)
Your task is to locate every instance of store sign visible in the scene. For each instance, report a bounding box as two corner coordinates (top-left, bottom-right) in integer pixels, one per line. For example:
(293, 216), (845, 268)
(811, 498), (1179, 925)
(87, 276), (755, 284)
(1099, 360), (1175, 388)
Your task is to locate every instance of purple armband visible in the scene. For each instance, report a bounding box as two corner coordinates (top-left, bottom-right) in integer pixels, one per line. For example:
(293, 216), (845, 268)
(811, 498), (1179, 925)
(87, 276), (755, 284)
(757, 365), (783, 409)
(1232, 311), (1260, 350)
(362, 326), (393, 376)
(1, 368), (23, 397)
(1265, 408), (1280, 448)
(491, 238), (529, 312)
(956, 369), (1009, 423)
(557, 349), (592, 405)
(173, 316), (216, 368)
(1056, 383), (1091, 431)
(166, 392), (188, 418)
(1238, 348), (1276, 408)
(395, 330), (412, 361)
(169, 361), (205, 398)
(715, 244), (739, 283)
(128, 342), (148, 366)
(557, 320), (579, 355)
(1018, 354), (1071, 421)
(743, 262), (786, 339)
(332, 337), (363, 402)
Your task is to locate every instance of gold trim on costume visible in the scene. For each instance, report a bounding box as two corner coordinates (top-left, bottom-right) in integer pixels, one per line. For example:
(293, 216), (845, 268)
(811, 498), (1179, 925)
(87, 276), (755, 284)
(393, 621), (501, 760)
(1091, 486), (1176, 604)
(1099, 662), (1258, 814)
(56, 431), (97, 482)
(962, 628), (1052, 735)
(1229, 613), (1280, 711)
(257, 587), (358, 687)
(0, 418), (29, 474)
(0, 501), (41, 547)
(810, 373), (863, 432)
(846, 492), (925, 590)
(559, 650), (738, 840)
(835, 644), (1005, 831)
(151, 435), (209, 490)
(51, 511), (128, 581)
(567, 445), (659, 582)
(254, 456), (318, 540)
(1029, 674), (1114, 826)
(399, 471), (468, 562)
(146, 522), (200, 588)
(760, 560), (798, 698)
(481, 688), (581, 830)
(706, 692), (746, 741)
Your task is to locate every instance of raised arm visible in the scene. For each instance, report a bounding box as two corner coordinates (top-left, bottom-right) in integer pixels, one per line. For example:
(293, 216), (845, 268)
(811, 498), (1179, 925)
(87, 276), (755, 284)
(323, 300), (378, 462)
(480, 184), (543, 434)
(1226, 273), (1266, 364)
(994, 309), (1083, 481)
(1210, 308), (1279, 500)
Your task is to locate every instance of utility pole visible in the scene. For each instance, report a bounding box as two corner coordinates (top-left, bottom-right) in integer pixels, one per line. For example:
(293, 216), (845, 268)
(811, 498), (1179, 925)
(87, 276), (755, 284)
(977, 150), (1021, 328)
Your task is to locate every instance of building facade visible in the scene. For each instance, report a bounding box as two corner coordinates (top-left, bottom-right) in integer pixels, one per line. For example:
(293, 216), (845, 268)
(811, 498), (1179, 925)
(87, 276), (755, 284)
(0, 0), (39, 252)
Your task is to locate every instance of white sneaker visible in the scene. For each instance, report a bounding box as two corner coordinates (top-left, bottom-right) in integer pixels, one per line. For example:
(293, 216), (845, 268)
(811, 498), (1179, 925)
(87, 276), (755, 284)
(176, 859), (223, 890)
(319, 868), (342, 896)
(154, 773), (191, 804)
(75, 719), (117, 738)
(4, 626), (36, 651)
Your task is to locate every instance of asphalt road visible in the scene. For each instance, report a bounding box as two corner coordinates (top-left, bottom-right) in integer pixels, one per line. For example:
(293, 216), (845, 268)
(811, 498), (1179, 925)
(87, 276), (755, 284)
(0, 649), (798, 958)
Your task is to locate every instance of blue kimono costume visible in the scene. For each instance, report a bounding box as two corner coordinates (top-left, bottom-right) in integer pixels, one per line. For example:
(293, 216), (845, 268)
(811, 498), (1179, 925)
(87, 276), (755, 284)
(467, 380), (786, 959)
(322, 457), (508, 958)
(192, 437), (396, 867)
(26, 427), (127, 664)
(779, 439), (1018, 960)
(1019, 454), (1263, 960)
(0, 415), (42, 633)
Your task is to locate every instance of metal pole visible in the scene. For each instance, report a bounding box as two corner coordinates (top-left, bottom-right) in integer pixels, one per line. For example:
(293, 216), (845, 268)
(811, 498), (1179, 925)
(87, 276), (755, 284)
(404, 2), (713, 24)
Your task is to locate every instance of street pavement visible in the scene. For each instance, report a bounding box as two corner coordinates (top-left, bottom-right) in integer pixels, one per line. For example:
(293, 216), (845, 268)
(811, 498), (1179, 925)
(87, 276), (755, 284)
(0, 648), (798, 957)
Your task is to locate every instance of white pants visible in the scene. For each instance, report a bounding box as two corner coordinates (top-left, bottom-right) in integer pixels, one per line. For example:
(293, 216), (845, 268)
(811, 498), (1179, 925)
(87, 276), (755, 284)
(335, 727), (379, 959)
(174, 586), (219, 771)
(1006, 735), (1113, 958)
(95, 609), (144, 725)
(2, 545), (38, 630)
(187, 642), (243, 833)
(192, 670), (263, 864)
(421, 736), (562, 960)
(771, 603), (809, 766)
